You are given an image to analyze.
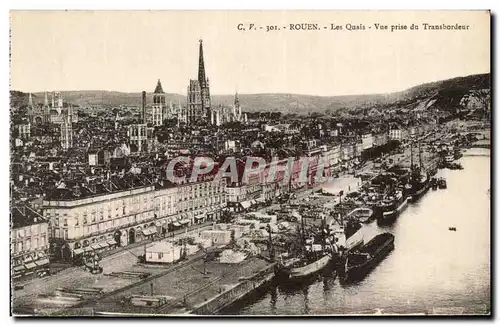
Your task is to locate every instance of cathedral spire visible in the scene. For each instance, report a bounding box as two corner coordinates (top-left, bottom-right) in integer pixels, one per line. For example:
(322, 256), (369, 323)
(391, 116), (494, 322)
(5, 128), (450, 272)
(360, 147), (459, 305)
(28, 93), (33, 107)
(44, 92), (48, 106)
(198, 39), (206, 86)
(154, 79), (164, 94)
(234, 92), (239, 107)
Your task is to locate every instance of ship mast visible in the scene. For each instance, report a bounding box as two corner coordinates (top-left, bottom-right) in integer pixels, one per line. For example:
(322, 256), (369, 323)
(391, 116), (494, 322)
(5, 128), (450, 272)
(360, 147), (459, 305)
(321, 214), (327, 252)
(267, 223), (275, 261)
(410, 142), (414, 171)
(339, 190), (344, 226)
(301, 214), (306, 251)
(418, 141), (423, 170)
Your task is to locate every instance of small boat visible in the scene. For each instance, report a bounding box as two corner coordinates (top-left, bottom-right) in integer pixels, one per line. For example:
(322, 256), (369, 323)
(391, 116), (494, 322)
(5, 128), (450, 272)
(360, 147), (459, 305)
(345, 207), (374, 223)
(340, 233), (395, 283)
(438, 178), (447, 189)
(430, 177), (438, 190)
(448, 227), (457, 231)
(447, 162), (463, 170)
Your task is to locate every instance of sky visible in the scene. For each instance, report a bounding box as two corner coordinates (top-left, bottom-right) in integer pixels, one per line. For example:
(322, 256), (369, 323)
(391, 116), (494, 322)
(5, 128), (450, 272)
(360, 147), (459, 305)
(10, 10), (490, 96)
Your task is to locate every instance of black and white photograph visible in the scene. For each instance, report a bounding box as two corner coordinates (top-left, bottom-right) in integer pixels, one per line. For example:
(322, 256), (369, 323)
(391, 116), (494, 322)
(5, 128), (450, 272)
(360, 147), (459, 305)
(8, 10), (491, 316)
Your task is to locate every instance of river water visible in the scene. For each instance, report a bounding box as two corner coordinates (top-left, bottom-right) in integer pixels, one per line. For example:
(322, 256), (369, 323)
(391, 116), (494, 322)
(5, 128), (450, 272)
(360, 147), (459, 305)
(222, 149), (491, 315)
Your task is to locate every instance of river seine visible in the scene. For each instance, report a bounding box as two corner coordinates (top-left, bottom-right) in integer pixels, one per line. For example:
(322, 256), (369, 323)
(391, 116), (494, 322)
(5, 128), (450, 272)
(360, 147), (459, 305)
(221, 148), (491, 315)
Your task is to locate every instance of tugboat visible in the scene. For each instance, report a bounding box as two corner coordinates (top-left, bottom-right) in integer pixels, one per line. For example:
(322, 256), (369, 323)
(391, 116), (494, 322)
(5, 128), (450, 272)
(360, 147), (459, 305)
(340, 233), (395, 284)
(438, 178), (447, 189)
(376, 188), (409, 226)
(446, 162), (463, 170)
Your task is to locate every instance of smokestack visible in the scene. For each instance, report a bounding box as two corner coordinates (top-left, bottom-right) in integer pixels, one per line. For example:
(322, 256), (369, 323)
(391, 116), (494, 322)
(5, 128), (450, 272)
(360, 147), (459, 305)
(142, 91), (147, 124)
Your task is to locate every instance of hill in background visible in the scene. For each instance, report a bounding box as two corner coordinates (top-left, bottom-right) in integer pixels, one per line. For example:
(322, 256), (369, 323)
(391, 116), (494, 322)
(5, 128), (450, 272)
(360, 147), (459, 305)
(11, 73), (490, 115)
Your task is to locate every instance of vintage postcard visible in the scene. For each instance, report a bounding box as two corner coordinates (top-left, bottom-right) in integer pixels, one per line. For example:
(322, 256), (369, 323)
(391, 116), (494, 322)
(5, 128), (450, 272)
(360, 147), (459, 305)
(9, 10), (491, 317)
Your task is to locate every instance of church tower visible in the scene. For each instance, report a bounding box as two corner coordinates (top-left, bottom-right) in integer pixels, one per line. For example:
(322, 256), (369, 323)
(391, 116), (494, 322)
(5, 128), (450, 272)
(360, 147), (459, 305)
(198, 39), (211, 119)
(187, 39), (212, 124)
(43, 92), (50, 123)
(152, 79), (165, 126)
(153, 79), (166, 105)
(234, 92), (242, 121)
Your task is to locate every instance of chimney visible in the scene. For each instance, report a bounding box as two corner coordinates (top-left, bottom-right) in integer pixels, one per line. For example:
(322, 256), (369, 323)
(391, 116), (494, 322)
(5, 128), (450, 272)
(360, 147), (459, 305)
(142, 91), (147, 124)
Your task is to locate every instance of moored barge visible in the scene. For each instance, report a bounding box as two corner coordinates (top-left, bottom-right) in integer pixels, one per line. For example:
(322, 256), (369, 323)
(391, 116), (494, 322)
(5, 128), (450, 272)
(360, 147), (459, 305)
(340, 232), (395, 283)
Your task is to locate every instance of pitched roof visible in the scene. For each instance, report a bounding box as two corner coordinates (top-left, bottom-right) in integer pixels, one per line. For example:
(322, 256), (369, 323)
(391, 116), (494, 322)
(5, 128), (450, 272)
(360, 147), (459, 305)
(154, 79), (164, 94)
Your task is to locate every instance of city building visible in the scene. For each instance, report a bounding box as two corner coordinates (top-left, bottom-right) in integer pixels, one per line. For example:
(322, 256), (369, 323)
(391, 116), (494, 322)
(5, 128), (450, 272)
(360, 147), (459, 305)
(42, 176), (156, 260)
(324, 144), (341, 175)
(17, 123), (31, 139)
(88, 149), (111, 166)
(341, 141), (356, 168)
(128, 124), (148, 152)
(389, 124), (408, 141)
(27, 92), (50, 124)
(60, 117), (73, 149)
(373, 131), (389, 147)
(362, 133), (374, 150)
(11, 206), (50, 280)
(187, 79), (203, 123)
(49, 91), (78, 124)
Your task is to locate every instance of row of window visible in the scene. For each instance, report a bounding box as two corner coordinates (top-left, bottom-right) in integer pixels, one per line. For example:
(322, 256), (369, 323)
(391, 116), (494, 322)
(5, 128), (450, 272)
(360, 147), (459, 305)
(45, 196), (154, 216)
(49, 195), (224, 230)
(12, 235), (47, 253)
(55, 212), (155, 240)
(49, 202), (154, 227)
(11, 224), (47, 239)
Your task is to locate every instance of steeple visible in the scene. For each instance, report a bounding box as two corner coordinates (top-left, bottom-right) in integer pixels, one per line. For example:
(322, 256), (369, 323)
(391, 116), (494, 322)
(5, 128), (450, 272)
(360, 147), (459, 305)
(234, 92), (240, 107)
(44, 92), (48, 107)
(28, 93), (33, 107)
(154, 79), (164, 94)
(177, 100), (182, 127)
(153, 79), (165, 105)
(198, 39), (206, 86)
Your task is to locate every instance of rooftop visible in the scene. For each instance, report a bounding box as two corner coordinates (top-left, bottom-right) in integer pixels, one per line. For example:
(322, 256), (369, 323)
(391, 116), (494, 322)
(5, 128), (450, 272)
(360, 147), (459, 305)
(11, 206), (47, 229)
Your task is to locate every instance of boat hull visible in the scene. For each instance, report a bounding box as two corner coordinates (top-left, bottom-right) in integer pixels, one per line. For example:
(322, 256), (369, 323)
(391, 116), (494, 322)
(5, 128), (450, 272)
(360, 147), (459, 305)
(346, 208), (374, 224)
(342, 234), (395, 283)
(377, 196), (409, 226)
(275, 255), (332, 282)
(409, 182), (430, 203)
